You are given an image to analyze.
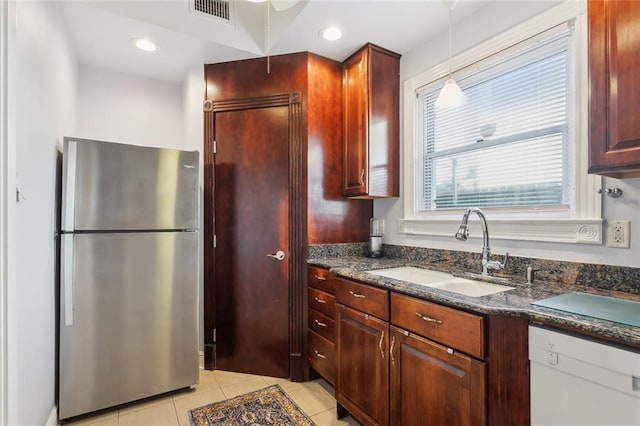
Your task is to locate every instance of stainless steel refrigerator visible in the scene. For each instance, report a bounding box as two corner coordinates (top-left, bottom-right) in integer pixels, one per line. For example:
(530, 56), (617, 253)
(58, 137), (200, 420)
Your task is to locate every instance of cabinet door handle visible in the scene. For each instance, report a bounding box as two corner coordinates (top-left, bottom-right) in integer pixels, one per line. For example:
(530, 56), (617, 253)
(314, 275), (327, 281)
(314, 350), (327, 359)
(359, 169), (365, 186)
(314, 297), (327, 304)
(379, 330), (385, 359)
(416, 312), (443, 324)
(390, 336), (396, 365)
(314, 319), (327, 327)
(349, 291), (366, 299)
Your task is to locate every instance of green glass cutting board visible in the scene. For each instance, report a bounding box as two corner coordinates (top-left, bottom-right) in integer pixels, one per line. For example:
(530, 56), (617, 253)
(532, 292), (640, 327)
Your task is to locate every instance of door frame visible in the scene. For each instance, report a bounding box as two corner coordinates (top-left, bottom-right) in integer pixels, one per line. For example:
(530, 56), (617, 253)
(203, 92), (306, 380)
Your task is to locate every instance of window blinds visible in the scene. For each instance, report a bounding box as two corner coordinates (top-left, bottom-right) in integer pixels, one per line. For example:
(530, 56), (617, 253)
(417, 23), (573, 211)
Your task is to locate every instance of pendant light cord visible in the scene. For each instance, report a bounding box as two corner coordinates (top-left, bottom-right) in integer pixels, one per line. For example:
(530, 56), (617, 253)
(448, 6), (452, 78)
(267, 0), (271, 74)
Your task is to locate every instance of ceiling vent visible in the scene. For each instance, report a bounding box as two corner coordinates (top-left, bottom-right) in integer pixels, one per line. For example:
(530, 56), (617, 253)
(190, 0), (235, 24)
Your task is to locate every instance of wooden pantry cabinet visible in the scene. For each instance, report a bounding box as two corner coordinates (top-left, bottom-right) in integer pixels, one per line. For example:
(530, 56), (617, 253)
(342, 43), (400, 198)
(204, 53), (373, 378)
(588, 0), (640, 177)
(332, 277), (529, 426)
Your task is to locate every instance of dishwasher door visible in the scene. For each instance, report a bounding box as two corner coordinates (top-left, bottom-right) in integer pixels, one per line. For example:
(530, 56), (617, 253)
(529, 325), (640, 426)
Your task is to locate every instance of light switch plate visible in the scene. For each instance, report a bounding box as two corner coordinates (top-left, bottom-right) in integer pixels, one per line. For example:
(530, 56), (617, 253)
(607, 220), (630, 248)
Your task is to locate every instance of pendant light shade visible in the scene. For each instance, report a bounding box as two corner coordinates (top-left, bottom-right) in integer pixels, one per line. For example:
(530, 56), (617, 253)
(435, 78), (465, 108)
(436, 2), (465, 109)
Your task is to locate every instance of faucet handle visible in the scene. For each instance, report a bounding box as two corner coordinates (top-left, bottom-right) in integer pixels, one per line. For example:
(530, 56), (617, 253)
(501, 252), (509, 269)
(487, 252), (509, 271)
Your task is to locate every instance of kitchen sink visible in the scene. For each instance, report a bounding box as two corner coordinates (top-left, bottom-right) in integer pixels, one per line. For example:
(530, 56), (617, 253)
(365, 266), (514, 297)
(366, 267), (454, 285)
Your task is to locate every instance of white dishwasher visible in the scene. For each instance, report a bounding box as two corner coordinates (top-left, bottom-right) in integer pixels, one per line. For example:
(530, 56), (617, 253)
(529, 325), (640, 426)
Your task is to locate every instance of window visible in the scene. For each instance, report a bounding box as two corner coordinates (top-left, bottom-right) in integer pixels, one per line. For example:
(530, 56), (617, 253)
(417, 27), (571, 212)
(401, 2), (603, 244)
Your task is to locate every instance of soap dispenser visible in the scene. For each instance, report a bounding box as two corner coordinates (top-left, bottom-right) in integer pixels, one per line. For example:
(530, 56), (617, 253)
(368, 218), (384, 258)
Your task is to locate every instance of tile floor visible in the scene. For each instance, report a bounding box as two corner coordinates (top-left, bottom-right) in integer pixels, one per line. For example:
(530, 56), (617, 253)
(62, 370), (360, 426)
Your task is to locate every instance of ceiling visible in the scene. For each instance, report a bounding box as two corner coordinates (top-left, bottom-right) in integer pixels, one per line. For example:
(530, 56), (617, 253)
(59, 0), (497, 82)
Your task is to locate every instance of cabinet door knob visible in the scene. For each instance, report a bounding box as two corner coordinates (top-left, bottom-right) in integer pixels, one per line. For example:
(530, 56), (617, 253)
(359, 169), (365, 186)
(379, 330), (385, 359)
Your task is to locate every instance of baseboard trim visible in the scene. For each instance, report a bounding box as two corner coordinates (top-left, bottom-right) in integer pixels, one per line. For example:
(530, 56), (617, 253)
(45, 405), (58, 426)
(199, 350), (205, 370)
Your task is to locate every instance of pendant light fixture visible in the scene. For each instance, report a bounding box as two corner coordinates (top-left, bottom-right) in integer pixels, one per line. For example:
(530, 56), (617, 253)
(435, 1), (465, 109)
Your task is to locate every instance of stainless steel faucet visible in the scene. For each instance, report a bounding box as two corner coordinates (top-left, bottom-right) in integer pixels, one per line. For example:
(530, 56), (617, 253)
(455, 207), (509, 275)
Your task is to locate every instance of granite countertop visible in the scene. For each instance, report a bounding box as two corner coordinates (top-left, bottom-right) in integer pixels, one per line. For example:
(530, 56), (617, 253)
(308, 255), (640, 349)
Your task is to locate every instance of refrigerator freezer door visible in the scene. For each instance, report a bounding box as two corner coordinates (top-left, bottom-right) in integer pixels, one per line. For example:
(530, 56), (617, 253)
(62, 138), (199, 231)
(59, 232), (199, 420)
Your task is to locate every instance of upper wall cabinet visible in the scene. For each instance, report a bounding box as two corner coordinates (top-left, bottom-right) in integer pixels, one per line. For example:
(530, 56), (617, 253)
(589, 0), (640, 178)
(343, 43), (401, 198)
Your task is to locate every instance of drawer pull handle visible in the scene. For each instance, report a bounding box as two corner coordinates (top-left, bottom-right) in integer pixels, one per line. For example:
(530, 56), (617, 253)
(360, 169), (365, 186)
(390, 336), (396, 365)
(314, 297), (327, 304)
(349, 291), (366, 299)
(314, 351), (327, 359)
(416, 312), (443, 324)
(314, 319), (327, 327)
(379, 330), (385, 359)
(314, 275), (327, 281)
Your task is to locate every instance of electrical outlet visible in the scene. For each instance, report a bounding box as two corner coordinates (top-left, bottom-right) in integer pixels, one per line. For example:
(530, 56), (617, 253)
(607, 220), (630, 248)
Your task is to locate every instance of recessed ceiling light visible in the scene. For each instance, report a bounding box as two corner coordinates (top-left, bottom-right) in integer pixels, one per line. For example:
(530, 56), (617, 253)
(134, 38), (157, 52)
(321, 27), (342, 41)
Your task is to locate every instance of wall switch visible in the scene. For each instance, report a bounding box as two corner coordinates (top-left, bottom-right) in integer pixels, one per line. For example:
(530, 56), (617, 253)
(607, 220), (630, 248)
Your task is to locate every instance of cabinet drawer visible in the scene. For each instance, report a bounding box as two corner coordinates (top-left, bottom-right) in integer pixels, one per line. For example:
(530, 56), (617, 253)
(391, 293), (485, 359)
(308, 266), (334, 293)
(335, 277), (389, 320)
(308, 309), (335, 342)
(309, 288), (335, 318)
(308, 330), (335, 385)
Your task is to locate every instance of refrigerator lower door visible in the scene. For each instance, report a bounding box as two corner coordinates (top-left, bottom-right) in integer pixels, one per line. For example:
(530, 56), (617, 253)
(59, 232), (199, 420)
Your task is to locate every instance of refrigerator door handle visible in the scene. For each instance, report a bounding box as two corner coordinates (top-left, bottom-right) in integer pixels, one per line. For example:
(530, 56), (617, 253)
(62, 234), (74, 326)
(64, 141), (77, 232)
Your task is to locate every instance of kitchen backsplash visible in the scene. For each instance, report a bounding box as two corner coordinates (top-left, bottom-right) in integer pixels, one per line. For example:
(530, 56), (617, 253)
(308, 243), (640, 295)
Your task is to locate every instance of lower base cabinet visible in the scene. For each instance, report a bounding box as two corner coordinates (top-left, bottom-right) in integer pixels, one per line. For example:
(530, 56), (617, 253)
(334, 277), (529, 426)
(390, 326), (486, 426)
(307, 266), (336, 384)
(308, 330), (335, 384)
(336, 303), (389, 426)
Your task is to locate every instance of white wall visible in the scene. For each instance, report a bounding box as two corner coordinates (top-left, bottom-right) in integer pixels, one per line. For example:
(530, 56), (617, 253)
(377, 0), (640, 269)
(76, 62), (184, 149)
(13, 1), (78, 424)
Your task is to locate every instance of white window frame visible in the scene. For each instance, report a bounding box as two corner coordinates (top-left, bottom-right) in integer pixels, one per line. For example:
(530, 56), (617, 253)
(400, 1), (603, 245)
